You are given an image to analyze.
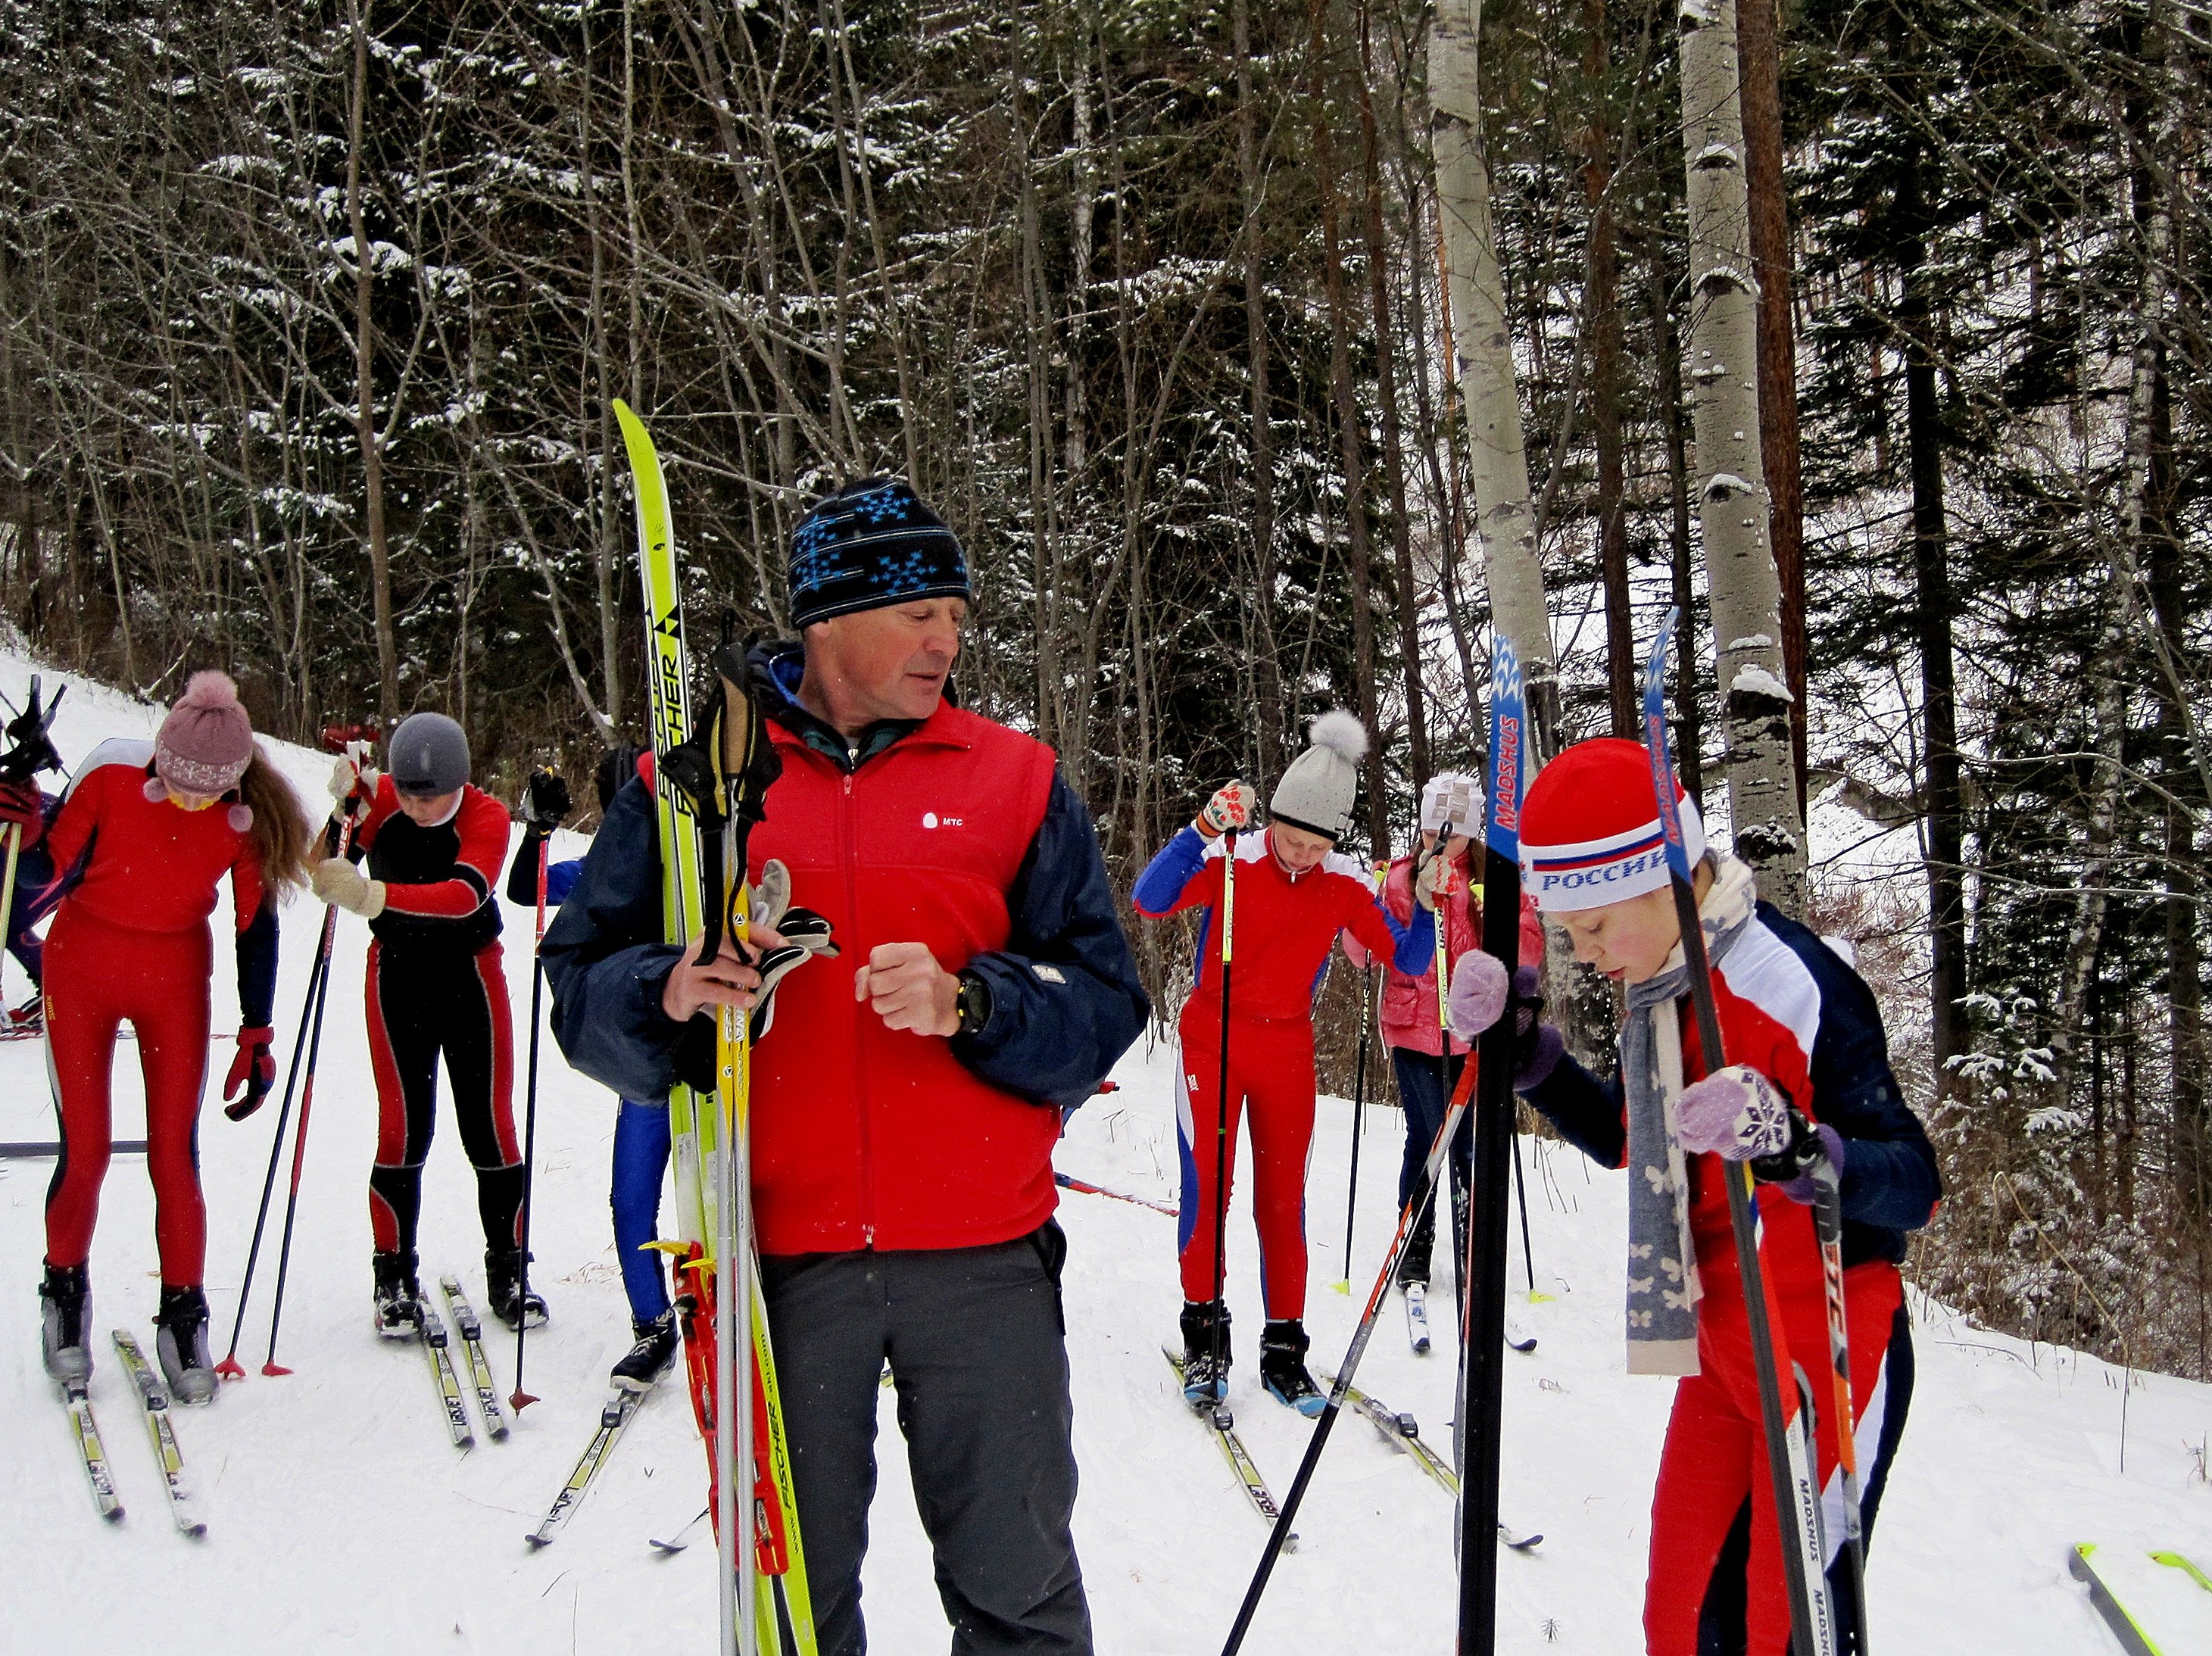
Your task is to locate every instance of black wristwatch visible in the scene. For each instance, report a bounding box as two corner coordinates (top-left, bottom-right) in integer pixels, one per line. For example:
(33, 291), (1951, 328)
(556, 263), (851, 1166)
(954, 970), (993, 1037)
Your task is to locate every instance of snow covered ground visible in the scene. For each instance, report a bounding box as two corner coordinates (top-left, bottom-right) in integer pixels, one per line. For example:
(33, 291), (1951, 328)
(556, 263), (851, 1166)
(2, 655), (2206, 1654)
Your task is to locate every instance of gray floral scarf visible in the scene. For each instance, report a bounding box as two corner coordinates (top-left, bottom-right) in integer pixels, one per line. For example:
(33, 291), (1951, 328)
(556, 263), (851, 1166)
(1618, 853), (1759, 1375)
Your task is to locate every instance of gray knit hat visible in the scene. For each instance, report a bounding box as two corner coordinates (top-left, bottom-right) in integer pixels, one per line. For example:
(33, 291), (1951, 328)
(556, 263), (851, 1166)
(1269, 709), (1368, 842)
(388, 712), (471, 796)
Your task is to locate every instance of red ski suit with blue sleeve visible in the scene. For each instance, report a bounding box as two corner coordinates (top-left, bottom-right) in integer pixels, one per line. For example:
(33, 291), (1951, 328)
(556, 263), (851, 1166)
(1134, 825), (1434, 1316)
(1524, 900), (1939, 1656)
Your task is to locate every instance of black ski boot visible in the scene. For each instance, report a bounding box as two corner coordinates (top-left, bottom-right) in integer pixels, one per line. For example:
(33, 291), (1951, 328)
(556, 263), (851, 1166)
(485, 1248), (548, 1332)
(155, 1284), (217, 1404)
(1259, 1318), (1327, 1418)
(372, 1249), (423, 1338)
(39, 1261), (91, 1387)
(610, 1308), (679, 1393)
(1398, 1203), (1436, 1290)
(1178, 1299), (1232, 1407)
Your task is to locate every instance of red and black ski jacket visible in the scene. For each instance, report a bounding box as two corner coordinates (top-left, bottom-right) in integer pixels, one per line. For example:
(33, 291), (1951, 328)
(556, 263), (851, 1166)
(347, 777), (509, 956)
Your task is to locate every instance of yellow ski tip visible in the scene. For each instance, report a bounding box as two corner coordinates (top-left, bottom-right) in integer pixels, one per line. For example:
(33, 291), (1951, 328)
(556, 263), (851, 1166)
(1331, 1280), (1352, 1295)
(1527, 1292), (1557, 1304)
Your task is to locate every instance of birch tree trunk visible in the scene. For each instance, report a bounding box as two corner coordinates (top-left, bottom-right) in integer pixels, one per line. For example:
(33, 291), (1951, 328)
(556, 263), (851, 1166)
(2052, 0), (2173, 1107)
(1674, 0), (1803, 912)
(348, 0), (400, 722)
(1427, 0), (1558, 746)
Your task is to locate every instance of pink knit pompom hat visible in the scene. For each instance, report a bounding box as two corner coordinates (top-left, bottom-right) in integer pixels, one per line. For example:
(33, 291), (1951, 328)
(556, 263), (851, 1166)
(149, 671), (257, 826)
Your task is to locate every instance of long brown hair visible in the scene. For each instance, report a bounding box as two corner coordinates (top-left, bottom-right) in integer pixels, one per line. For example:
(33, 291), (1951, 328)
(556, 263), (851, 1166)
(239, 747), (314, 893)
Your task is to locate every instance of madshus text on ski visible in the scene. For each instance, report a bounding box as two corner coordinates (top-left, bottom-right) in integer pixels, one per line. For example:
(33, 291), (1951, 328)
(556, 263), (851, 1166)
(16, 453), (1943, 1656)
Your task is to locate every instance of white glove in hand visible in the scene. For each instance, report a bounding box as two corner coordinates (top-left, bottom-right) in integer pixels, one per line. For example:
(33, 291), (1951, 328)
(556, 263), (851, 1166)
(326, 746), (379, 820)
(1196, 781), (1257, 838)
(311, 856), (386, 920)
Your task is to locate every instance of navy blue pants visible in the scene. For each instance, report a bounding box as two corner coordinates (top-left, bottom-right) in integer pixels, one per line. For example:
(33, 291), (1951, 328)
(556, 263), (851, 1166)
(610, 1099), (670, 1324)
(1392, 1046), (1469, 1284)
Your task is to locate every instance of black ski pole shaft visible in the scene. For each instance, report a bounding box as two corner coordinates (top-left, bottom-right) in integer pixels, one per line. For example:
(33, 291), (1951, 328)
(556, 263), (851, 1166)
(1511, 1116), (1537, 1296)
(511, 832), (550, 1411)
(216, 942), (329, 1378)
(1337, 961), (1373, 1288)
(260, 903), (342, 1376)
(1221, 1060), (1480, 1655)
(1643, 607), (1831, 1656)
(1207, 828), (1237, 1386)
(1456, 635), (1530, 1656)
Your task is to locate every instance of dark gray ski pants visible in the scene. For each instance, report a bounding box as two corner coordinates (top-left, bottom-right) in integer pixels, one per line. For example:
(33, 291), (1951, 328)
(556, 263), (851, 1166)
(760, 1223), (1091, 1656)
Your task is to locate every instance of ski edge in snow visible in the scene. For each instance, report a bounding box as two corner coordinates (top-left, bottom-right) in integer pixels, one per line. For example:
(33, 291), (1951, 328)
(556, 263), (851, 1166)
(1162, 1348), (1298, 1552)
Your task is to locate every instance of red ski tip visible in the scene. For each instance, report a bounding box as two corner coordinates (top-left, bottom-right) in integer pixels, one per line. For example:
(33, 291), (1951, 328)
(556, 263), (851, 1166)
(214, 1355), (247, 1381)
(510, 1389), (540, 1413)
(260, 1361), (294, 1377)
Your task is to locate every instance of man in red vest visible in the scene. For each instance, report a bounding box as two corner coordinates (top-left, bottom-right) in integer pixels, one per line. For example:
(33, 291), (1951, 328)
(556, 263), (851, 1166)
(542, 478), (1149, 1656)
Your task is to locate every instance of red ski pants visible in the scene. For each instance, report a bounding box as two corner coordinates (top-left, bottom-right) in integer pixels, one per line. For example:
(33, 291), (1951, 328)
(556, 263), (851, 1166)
(1175, 1012), (1315, 1319)
(1644, 1258), (1908, 1656)
(42, 903), (214, 1285)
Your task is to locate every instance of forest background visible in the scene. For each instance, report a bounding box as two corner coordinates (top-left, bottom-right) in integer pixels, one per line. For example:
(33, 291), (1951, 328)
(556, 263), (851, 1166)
(0, 0), (2205, 1381)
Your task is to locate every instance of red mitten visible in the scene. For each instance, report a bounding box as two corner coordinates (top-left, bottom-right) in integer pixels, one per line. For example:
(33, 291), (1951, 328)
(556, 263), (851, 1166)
(223, 1025), (277, 1121)
(0, 778), (45, 850)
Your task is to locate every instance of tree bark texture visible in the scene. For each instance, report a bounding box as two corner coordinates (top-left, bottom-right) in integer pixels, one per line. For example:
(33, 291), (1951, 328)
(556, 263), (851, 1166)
(1428, 0), (1559, 748)
(1736, 0), (1806, 808)
(1674, 0), (1804, 913)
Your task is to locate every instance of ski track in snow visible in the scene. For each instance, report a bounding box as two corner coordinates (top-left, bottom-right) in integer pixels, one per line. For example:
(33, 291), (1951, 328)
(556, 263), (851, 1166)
(1, 655), (2204, 1654)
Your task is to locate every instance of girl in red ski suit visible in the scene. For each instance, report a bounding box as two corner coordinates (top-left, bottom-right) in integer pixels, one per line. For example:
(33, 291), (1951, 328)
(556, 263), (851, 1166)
(1343, 834), (1544, 1286)
(1499, 738), (1939, 1656)
(1134, 756), (1434, 1411)
(319, 712), (531, 1327)
(38, 672), (311, 1399)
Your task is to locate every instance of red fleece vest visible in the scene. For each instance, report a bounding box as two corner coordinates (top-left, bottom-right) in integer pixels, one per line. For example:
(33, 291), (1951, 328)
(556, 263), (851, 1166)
(745, 703), (1059, 1254)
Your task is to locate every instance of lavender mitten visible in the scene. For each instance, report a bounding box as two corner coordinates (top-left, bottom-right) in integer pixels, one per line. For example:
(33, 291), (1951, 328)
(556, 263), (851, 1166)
(1446, 950), (1509, 1040)
(1673, 1065), (1793, 1160)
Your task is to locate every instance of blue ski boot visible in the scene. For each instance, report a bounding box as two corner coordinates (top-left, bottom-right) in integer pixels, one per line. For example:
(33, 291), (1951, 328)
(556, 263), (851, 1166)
(1260, 1318), (1327, 1417)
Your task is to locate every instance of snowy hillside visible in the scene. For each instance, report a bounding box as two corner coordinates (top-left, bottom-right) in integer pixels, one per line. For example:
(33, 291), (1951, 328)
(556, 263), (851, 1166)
(2, 655), (2204, 1654)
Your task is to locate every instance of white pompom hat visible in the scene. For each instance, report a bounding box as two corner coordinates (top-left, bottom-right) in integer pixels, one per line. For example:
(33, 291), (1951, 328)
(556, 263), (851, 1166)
(1270, 709), (1368, 842)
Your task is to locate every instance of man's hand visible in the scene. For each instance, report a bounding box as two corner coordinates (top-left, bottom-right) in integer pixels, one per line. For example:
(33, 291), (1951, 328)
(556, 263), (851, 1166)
(660, 923), (788, 1024)
(853, 942), (959, 1037)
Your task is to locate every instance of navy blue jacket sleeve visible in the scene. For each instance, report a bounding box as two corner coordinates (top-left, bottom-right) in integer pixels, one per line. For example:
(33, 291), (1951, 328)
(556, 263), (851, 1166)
(953, 772), (1152, 1110)
(234, 900), (279, 1030)
(1771, 906), (1942, 1249)
(1521, 1052), (1628, 1170)
(538, 778), (710, 1104)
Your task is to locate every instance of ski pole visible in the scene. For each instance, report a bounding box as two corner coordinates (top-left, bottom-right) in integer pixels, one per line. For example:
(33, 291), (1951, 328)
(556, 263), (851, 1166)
(1457, 634), (1531, 1656)
(1811, 1158), (1870, 1645)
(261, 814), (357, 1377)
(1512, 1107), (1539, 1296)
(1206, 826), (1237, 1395)
(1334, 869), (1381, 1293)
(1642, 609), (1835, 1656)
(1221, 1055), (1481, 1656)
(215, 943), (328, 1380)
(510, 828), (551, 1413)
(259, 904), (341, 1376)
